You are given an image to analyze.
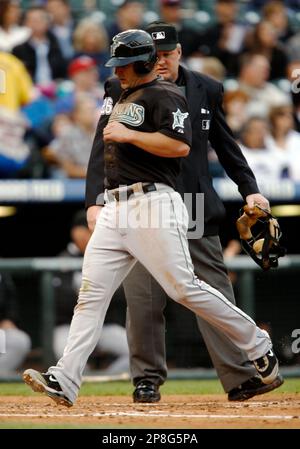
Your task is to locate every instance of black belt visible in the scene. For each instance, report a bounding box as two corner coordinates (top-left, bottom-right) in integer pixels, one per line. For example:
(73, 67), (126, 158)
(112, 183), (157, 202)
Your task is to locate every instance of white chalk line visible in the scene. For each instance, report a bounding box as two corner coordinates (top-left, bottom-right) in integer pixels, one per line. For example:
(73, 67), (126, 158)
(52, 401), (295, 408)
(0, 412), (299, 420)
(94, 401), (296, 408)
(81, 401), (299, 407)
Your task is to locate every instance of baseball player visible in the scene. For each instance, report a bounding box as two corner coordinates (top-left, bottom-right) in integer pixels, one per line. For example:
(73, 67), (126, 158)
(86, 22), (284, 403)
(23, 30), (281, 407)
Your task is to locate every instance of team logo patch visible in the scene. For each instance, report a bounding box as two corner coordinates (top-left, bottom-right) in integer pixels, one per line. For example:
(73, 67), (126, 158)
(110, 102), (145, 126)
(172, 108), (189, 131)
(152, 31), (165, 40)
(202, 119), (210, 130)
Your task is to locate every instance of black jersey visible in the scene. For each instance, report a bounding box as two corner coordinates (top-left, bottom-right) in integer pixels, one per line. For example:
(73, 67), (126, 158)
(103, 78), (192, 189)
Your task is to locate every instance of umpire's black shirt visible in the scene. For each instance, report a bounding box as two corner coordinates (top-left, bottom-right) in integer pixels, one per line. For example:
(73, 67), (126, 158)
(86, 66), (259, 236)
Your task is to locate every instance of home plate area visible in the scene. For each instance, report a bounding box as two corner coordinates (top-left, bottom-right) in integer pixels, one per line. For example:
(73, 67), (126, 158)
(0, 394), (299, 428)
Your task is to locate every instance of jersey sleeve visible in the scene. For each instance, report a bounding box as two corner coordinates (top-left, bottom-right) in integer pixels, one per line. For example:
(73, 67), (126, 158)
(151, 86), (192, 147)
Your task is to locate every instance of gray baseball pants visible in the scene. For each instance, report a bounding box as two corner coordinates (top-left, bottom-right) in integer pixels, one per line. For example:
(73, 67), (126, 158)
(49, 184), (271, 404)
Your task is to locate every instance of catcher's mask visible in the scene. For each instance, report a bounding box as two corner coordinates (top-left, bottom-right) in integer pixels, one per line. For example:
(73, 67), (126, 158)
(236, 204), (286, 270)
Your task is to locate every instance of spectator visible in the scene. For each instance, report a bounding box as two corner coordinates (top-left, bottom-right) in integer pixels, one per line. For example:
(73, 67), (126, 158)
(0, 107), (31, 178)
(223, 89), (250, 135)
(262, 1), (294, 43)
(286, 30), (300, 62)
(55, 55), (104, 114)
(45, 0), (75, 60)
(186, 55), (226, 82)
(52, 210), (129, 374)
(286, 60), (300, 131)
(266, 104), (300, 180)
(159, 0), (201, 58)
(208, 87), (249, 177)
(244, 20), (289, 80)
(106, 0), (144, 42)
(0, 51), (34, 178)
(39, 112), (72, 161)
(72, 18), (110, 83)
(236, 53), (290, 117)
(12, 5), (67, 86)
(199, 0), (248, 76)
(0, 0), (31, 52)
(25, 55), (103, 153)
(0, 273), (31, 375)
(238, 116), (283, 183)
(0, 51), (33, 112)
(45, 93), (98, 178)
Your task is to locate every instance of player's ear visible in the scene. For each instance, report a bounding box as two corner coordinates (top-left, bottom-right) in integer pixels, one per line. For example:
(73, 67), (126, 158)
(177, 44), (182, 59)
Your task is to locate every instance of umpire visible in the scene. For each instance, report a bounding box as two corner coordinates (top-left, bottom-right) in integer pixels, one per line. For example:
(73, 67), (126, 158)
(86, 22), (283, 402)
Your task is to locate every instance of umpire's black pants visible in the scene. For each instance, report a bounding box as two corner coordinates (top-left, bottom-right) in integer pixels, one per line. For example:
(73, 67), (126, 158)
(123, 235), (257, 392)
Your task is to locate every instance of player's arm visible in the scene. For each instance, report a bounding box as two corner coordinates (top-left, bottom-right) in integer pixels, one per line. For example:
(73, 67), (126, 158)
(103, 122), (190, 157)
(85, 117), (106, 231)
(103, 87), (192, 157)
(86, 118), (106, 203)
(209, 84), (269, 211)
(85, 78), (122, 230)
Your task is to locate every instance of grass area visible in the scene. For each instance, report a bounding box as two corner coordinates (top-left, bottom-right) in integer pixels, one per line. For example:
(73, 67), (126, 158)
(0, 378), (299, 397)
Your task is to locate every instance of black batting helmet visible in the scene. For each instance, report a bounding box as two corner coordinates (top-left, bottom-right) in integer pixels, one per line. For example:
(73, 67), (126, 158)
(105, 29), (157, 74)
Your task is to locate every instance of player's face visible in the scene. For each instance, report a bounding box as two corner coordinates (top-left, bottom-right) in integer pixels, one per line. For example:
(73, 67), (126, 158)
(115, 63), (143, 89)
(156, 46), (181, 82)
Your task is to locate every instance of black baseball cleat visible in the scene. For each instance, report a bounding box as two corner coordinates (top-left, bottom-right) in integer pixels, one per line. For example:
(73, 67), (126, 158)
(253, 349), (279, 384)
(23, 369), (73, 407)
(133, 381), (161, 403)
(228, 374), (284, 401)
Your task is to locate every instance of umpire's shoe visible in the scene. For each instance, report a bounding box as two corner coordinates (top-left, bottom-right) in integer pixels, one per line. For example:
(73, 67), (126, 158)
(23, 369), (73, 407)
(228, 374), (284, 401)
(133, 381), (161, 403)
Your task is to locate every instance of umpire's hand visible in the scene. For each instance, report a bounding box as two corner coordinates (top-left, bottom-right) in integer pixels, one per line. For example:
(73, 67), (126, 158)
(87, 205), (103, 232)
(246, 193), (270, 214)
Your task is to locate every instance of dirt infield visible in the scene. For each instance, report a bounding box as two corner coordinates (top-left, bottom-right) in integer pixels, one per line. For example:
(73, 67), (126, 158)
(0, 393), (299, 428)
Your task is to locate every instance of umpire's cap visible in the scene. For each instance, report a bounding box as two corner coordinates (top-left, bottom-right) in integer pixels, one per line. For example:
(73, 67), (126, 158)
(146, 21), (179, 51)
(105, 29), (156, 68)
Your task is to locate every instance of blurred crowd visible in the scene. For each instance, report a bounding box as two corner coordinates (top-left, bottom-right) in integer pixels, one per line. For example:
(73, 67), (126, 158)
(1, 0), (300, 186)
(2, 0), (300, 375)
